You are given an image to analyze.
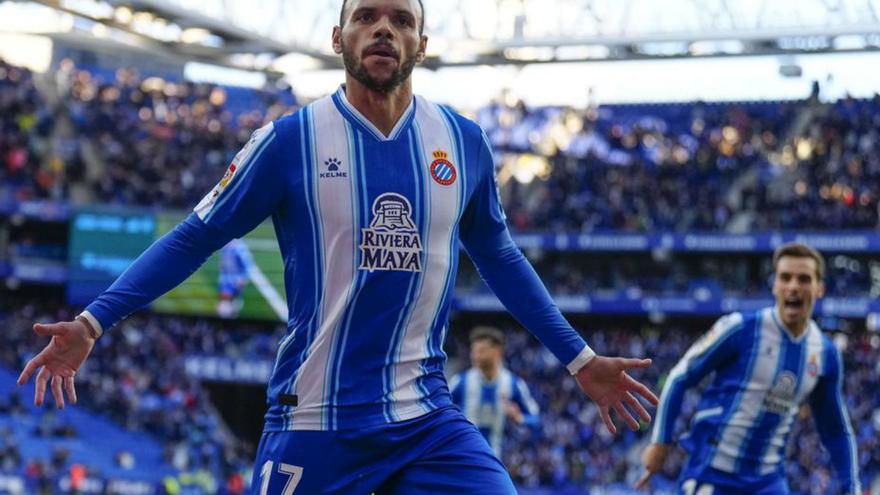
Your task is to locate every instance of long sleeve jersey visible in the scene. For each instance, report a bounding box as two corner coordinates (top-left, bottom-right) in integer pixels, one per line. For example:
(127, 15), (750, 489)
(651, 307), (860, 493)
(84, 86), (594, 432)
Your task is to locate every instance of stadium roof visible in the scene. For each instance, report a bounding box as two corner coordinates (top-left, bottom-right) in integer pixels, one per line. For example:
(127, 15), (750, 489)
(11, 0), (880, 71)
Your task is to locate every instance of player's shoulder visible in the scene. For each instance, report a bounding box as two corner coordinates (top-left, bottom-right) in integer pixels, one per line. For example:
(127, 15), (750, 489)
(415, 95), (486, 143)
(270, 107), (308, 140)
(712, 311), (748, 334)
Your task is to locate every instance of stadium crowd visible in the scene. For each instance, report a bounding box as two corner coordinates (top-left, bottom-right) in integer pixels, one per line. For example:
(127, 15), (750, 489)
(1, 299), (264, 494)
(2, 299), (878, 494)
(2, 58), (880, 235)
(458, 252), (880, 300)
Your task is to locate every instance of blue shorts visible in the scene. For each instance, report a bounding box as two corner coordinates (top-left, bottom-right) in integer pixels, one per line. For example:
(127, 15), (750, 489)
(250, 406), (516, 495)
(679, 468), (789, 495)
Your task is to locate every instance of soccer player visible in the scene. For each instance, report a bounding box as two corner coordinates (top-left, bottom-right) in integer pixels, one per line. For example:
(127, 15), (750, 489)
(449, 326), (540, 456)
(18, 0), (659, 493)
(217, 239), (255, 318)
(636, 243), (860, 495)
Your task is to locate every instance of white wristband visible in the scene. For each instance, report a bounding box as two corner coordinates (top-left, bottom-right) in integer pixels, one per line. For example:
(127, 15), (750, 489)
(77, 310), (104, 339)
(566, 345), (596, 375)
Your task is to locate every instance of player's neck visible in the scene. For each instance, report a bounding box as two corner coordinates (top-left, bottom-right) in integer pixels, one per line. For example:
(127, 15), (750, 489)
(343, 78), (413, 137)
(479, 365), (500, 382)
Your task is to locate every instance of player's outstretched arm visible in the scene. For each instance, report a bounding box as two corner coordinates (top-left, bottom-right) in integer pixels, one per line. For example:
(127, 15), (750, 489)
(574, 356), (659, 433)
(17, 318), (98, 408)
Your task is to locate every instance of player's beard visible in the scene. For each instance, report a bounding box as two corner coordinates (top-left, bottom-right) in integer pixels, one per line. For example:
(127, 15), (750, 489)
(342, 41), (417, 94)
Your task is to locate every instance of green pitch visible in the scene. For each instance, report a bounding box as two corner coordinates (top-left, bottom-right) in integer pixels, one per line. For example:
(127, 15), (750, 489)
(152, 213), (288, 322)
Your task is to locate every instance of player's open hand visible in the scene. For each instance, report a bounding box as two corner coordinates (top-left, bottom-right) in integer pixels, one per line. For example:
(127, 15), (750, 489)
(575, 355), (659, 434)
(634, 442), (670, 489)
(17, 319), (97, 409)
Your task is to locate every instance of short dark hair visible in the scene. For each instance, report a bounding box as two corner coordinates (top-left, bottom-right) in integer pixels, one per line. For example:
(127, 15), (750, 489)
(773, 242), (825, 280)
(340, 0), (426, 35)
(469, 326), (505, 347)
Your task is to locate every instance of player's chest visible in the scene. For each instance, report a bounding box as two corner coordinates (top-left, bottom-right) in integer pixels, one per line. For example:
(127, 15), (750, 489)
(744, 330), (825, 407)
(305, 140), (468, 236)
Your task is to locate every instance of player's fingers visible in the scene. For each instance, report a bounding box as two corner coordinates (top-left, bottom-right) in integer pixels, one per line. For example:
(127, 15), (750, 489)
(51, 375), (65, 409)
(613, 402), (640, 431)
(618, 357), (652, 369)
(33, 322), (68, 337)
(599, 406), (616, 435)
(34, 366), (51, 407)
(625, 391), (651, 423)
(625, 374), (660, 406)
(634, 470), (653, 489)
(64, 376), (77, 405)
(17, 354), (45, 385)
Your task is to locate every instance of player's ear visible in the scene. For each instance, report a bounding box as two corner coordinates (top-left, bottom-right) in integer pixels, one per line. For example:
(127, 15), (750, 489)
(815, 281), (826, 299)
(415, 35), (428, 63)
(332, 26), (343, 54)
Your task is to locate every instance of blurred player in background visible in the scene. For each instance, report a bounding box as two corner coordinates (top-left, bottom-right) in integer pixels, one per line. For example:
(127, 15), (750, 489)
(450, 326), (540, 456)
(637, 243), (860, 495)
(18, 0), (659, 493)
(217, 239), (255, 319)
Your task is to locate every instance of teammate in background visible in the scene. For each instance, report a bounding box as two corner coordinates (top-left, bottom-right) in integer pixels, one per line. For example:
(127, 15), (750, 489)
(450, 326), (540, 456)
(18, 0), (659, 493)
(217, 239), (255, 319)
(636, 243), (860, 495)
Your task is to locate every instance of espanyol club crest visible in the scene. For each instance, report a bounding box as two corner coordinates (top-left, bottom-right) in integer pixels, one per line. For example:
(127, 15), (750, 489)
(807, 354), (819, 377)
(430, 150), (457, 186)
(359, 193), (423, 273)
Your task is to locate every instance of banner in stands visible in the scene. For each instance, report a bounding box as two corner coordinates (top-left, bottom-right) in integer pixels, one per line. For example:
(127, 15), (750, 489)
(511, 232), (880, 253)
(66, 208), (156, 305)
(454, 294), (879, 317)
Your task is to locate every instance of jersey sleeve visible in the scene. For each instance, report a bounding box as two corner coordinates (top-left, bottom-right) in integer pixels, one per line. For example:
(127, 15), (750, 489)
(651, 313), (744, 445)
(449, 372), (465, 408)
(808, 339), (861, 494)
(84, 122), (287, 331)
(459, 131), (592, 372)
(512, 375), (540, 428)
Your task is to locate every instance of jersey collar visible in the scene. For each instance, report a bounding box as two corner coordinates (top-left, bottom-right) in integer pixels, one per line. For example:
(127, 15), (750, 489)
(770, 306), (811, 343)
(331, 85), (417, 142)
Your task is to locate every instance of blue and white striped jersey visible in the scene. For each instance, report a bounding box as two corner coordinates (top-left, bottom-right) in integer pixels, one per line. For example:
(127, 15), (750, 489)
(652, 307), (860, 493)
(449, 368), (540, 455)
(85, 86), (591, 432)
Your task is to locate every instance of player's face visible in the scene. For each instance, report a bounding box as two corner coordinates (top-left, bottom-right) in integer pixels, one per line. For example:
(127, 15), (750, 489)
(772, 256), (825, 332)
(333, 0), (427, 94)
(470, 340), (502, 370)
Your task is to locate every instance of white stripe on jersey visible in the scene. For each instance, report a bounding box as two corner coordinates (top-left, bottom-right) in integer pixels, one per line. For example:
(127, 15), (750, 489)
(195, 122), (275, 221)
(388, 99), (462, 421)
(290, 97), (358, 430)
(464, 369), (481, 423)
(490, 370), (514, 454)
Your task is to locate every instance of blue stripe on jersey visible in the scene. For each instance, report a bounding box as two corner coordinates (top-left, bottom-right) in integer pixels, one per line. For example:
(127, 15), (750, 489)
(708, 313), (762, 463)
(204, 133), (275, 224)
(277, 108), (322, 430)
(830, 342), (860, 486)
